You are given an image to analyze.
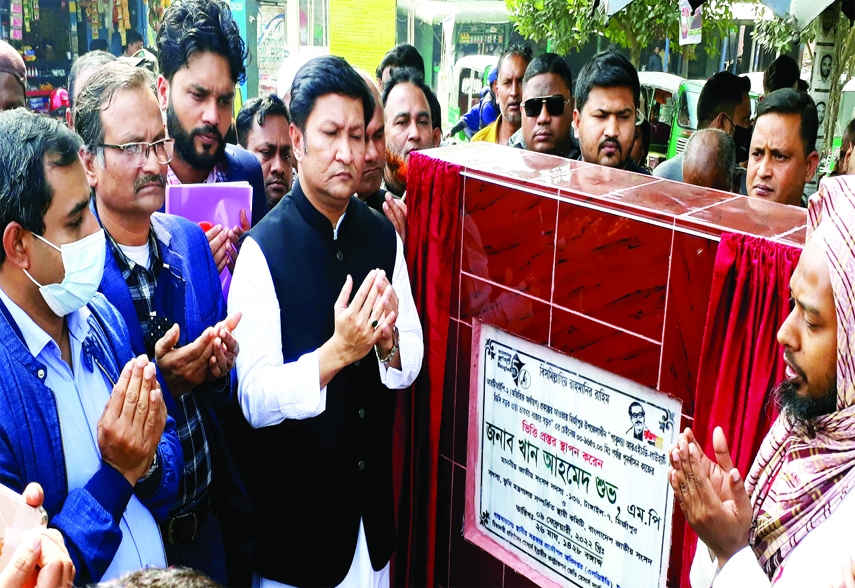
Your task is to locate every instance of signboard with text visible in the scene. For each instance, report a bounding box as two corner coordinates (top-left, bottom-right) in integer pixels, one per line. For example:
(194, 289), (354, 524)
(465, 322), (682, 588)
(329, 0), (396, 75)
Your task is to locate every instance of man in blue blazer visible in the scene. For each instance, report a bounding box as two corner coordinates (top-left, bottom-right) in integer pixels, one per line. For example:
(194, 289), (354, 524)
(0, 104), (181, 584)
(75, 61), (253, 586)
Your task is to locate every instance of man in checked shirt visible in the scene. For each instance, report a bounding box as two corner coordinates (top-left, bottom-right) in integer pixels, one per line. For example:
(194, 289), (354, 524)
(75, 61), (254, 586)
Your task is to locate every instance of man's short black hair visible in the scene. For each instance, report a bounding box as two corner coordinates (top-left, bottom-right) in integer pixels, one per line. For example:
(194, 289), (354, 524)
(798, 78), (809, 93)
(425, 84), (442, 133)
(522, 52), (573, 95)
(764, 55), (799, 94)
(125, 29), (144, 49)
(697, 71), (751, 128)
(289, 56), (373, 134)
(68, 50), (116, 113)
(236, 93), (290, 147)
(574, 50), (639, 112)
(90, 39), (108, 52)
(375, 44), (424, 80)
(156, 0), (247, 84)
(496, 44), (533, 77)
(381, 67), (433, 129)
(756, 88), (818, 156)
(0, 109), (82, 264)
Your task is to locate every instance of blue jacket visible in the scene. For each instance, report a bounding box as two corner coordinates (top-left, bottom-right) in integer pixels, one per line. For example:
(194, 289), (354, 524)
(97, 210), (255, 581)
(0, 293), (182, 584)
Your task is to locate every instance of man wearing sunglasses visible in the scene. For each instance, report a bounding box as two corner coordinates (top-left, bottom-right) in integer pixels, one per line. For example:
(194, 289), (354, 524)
(573, 51), (649, 174)
(75, 62), (253, 585)
(509, 52), (579, 159)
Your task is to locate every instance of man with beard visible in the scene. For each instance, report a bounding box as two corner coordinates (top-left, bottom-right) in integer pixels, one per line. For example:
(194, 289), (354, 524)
(669, 177), (855, 587)
(237, 93), (293, 209)
(156, 0), (268, 275)
(356, 72), (408, 244)
(508, 53), (578, 158)
(819, 54), (832, 84)
(229, 55), (423, 588)
(381, 67), (434, 198)
(573, 51), (649, 174)
(75, 61), (252, 586)
(472, 45), (532, 146)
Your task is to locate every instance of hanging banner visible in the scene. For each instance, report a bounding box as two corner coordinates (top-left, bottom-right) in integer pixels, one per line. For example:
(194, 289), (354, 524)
(679, 0), (702, 46)
(465, 322), (682, 588)
(329, 0), (395, 75)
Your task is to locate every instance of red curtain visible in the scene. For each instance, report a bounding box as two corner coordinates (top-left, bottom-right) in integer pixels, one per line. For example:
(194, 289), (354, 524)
(679, 232), (800, 586)
(392, 153), (462, 587)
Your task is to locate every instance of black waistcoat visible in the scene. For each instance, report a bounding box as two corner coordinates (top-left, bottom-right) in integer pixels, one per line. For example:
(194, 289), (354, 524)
(246, 180), (398, 587)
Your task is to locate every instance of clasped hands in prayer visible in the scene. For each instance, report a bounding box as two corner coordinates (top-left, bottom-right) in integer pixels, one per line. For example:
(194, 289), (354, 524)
(318, 269), (399, 387)
(667, 426), (753, 569)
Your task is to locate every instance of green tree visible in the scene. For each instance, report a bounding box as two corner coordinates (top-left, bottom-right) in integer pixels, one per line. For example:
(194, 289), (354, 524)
(506, 0), (733, 67)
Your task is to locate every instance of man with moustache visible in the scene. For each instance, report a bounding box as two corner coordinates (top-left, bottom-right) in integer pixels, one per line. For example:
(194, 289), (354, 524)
(236, 93), (293, 209)
(75, 62), (251, 585)
(472, 45), (532, 146)
(355, 72), (408, 244)
(229, 55), (423, 588)
(156, 0), (268, 275)
(573, 50), (649, 174)
(508, 53), (579, 158)
(670, 176), (855, 586)
(746, 89), (819, 207)
(382, 67), (434, 198)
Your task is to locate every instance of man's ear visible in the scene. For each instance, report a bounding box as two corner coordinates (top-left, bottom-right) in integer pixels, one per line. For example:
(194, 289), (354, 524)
(806, 150), (820, 183)
(157, 75), (169, 112)
(432, 127), (442, 148)
(708, 112), (726, 131)
(66, 107), (74, 130)
(80, 147), (98, 187)
(289, 122), (305, 164)
(572, 108), (581, 135)
(3, 222), (31, 271)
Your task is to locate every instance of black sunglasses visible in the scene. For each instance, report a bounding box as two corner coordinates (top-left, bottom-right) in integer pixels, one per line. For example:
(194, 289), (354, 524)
(523, 94), (572, 118)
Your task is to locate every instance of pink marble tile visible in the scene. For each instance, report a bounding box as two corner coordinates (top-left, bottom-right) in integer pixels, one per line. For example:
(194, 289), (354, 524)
(554, 201), (672, 341)
(677, 195), (807, 239)
(659, 232), (719, 414)
(462, 178), (557, 303)
(459, 275), (551, 345)
(775, 225), (807, 247)
(550, 307), (661, 389)
(601, 178), (736, 221)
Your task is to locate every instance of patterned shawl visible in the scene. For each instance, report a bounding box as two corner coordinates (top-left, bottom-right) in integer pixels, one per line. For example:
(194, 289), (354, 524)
(745, 175), (855, 580)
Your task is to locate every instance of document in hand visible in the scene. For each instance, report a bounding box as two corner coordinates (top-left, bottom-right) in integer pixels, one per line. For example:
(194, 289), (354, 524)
(165, 181), (253, 298)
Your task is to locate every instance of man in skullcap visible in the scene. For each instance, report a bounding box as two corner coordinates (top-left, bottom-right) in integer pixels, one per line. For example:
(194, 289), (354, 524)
(0, 40), (26, 112)
(670, 175), (855, 586)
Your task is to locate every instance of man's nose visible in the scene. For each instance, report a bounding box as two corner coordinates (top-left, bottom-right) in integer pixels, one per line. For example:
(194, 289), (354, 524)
(536, 102), (550, 124)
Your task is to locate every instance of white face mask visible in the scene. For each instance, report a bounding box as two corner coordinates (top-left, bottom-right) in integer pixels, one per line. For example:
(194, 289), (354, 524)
(23, 229), (106, 317)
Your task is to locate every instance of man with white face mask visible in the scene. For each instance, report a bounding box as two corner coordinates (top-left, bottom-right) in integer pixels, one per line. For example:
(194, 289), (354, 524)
(0, 108), (182, 584)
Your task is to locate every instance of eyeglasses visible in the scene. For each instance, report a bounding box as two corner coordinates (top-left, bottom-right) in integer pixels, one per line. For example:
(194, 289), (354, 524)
(523, 95), (572, 118)
(99, 138), (175, 167)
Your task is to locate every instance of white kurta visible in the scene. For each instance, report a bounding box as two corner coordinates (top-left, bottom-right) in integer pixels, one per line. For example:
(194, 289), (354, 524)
(690, 488), (855, 588)
(228, 219), (423, 588)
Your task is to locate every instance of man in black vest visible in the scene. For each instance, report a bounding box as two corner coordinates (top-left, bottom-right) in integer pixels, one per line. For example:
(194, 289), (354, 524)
(228, 55), (423, 588)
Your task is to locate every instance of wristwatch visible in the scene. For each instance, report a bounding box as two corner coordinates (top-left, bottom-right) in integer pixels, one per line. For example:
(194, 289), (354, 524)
(138, 451), (159, 483)
(375, 327), (399, 366)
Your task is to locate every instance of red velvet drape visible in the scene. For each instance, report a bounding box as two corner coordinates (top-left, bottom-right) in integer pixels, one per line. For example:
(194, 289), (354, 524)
(392, 152), (462, 587)
(679, 232), (800, 586)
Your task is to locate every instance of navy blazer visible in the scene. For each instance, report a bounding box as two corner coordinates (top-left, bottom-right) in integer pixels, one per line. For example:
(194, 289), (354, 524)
(224, 144), (269, 226)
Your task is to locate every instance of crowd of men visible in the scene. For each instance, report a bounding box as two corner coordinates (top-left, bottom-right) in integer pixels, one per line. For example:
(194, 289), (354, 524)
(0, 0), (854, 586)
